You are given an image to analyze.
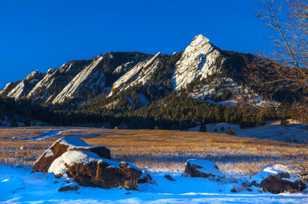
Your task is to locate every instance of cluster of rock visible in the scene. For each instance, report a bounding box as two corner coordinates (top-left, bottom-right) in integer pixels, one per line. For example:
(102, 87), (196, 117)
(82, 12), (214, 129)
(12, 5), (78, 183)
(33, 139), (307, 194)
(33, 136), (150, 189)
(251, 164), (307, 194)
(184, 159), (307, 194)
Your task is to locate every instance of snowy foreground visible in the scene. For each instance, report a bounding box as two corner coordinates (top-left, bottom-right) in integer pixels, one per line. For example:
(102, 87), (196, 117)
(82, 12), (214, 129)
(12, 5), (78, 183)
(1, 165), (308, 204)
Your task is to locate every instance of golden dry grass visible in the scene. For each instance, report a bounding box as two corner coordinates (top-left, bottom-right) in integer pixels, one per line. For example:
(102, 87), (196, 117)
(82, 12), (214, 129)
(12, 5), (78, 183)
(0, 127), (307, 174)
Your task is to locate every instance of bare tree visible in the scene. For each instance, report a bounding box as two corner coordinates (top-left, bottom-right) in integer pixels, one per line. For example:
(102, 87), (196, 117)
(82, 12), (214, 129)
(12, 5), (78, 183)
(258, 0), (307, 69)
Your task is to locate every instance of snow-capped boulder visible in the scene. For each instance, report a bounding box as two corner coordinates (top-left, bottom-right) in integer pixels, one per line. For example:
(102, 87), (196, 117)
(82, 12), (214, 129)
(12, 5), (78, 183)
(184, 159), (224, 179)
(33, 136), (111, 172)
(48, 150), (143, 189)
(251, 164), (307, 194)
(261, 175), (306, 194)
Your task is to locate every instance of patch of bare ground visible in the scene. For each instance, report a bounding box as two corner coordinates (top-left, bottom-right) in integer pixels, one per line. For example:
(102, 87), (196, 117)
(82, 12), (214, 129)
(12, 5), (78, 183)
(0, 128), (307, 175)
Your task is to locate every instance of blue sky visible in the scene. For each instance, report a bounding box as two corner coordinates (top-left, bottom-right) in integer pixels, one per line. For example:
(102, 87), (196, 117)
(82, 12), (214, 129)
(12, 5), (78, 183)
(0, 0), (273, 88)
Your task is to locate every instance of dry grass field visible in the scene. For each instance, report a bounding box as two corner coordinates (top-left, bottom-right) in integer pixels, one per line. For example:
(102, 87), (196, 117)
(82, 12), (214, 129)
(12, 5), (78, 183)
(0, 127), (307, 175)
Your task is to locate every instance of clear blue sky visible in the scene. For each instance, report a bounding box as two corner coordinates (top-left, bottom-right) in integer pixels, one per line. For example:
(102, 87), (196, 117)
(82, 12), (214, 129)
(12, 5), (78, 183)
(0, 0), (273, 88)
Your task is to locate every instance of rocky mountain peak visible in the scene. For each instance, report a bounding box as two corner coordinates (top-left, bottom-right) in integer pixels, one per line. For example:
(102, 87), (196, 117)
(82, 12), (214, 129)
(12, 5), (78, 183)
(0, 82), (19, 96)
(6, 71), (45, 100)
(25, 70), (44, 81)
(108, 52), (161, 97)
(185, 34), (211, 52)
(173, 34), (222, 90)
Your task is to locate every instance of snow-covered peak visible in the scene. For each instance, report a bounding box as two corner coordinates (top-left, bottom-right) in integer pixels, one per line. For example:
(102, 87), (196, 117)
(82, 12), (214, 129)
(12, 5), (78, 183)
(173, 34), (222, 90)
(183, 34), (211, 55)
(189, 34), (210, 47)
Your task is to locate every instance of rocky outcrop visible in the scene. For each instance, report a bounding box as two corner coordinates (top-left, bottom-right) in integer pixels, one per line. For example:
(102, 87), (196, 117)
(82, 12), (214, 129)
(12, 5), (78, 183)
(33, 136), (148, 189)
(7, 71), (45, 100)
(49, 152), (142, 189)
(27, 60), (90, 103)
(33, 136), (111, 172)
(252, 164), (307, 194)
(52, 52), (147, 104)
(52, 56), (107, 104)
(184, 159), (224, 179)
(172, 35), (223, 90)
(0, 81), (20, 96)
(108, 52), (161, 97)
(261, 175), (306, 194)
(104, 52), (180, 110)
(1, 34), (305, 108)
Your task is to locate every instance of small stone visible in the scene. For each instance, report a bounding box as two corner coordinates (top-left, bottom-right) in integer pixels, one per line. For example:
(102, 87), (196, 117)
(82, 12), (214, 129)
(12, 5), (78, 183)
(58, 185), (80, 192)
(164, 174), (175, 181)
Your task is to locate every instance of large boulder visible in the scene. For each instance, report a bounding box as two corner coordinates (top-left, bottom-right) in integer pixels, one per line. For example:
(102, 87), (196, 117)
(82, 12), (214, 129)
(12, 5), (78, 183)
(184, 159), (224, 179)
(33, 136), (111, 172)
(252, 164), (307, 194)
(261, 175), (306, 194)
(48, 150), (142, 189)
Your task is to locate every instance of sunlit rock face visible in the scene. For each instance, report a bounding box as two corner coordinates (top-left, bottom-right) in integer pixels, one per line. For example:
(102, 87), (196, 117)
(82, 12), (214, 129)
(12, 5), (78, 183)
(51, 52), (148, 104)
(0, 82), (20, 96)
(7, 71), (45, 100)
(27, 60), (90, 103)
(173, 34), (224, 90)
(52, 56), (107, 104)
(109, 52), (161, 97)
(0, 34), (303, 108)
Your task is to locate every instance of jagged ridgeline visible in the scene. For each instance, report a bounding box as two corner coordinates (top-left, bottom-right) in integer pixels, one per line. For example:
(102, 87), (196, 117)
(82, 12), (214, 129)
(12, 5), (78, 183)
(0, 34), (307, 127)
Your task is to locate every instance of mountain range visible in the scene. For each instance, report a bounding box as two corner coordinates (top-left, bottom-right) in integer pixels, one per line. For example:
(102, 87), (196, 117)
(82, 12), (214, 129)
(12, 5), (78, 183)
(0, 34), (307, 128)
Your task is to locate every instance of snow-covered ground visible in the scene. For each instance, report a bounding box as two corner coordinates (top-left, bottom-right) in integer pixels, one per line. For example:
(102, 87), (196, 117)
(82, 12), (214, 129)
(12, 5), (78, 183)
(1, 165), (307, 204)
(27, 129), (63, 141)
(204, 122), (308, 143)
(238, 123), (308, 143)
